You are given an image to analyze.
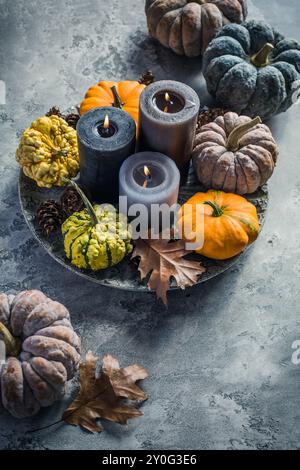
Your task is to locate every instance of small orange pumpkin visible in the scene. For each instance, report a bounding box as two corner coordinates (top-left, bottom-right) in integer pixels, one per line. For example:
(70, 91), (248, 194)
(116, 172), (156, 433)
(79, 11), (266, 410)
(178, 190), (260, 260)
(80, 80), (146, 126)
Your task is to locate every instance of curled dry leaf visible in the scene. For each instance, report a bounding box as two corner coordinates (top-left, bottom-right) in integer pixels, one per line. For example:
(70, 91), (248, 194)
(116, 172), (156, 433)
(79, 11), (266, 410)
(132, 237), (206, 306)
(63, 352), (148, 433)
(102, 354), (148, 402)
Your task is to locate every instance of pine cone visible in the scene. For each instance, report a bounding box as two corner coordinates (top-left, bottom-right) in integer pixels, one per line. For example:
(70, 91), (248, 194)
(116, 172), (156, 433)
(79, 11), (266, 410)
(60, 186), (85, 218)
(197, 107), (227, 129)
(37, 200), (65, 236)
(139, 71), (155, 86)
(45, 106), (63, 118)
(64, 113), (80, 130)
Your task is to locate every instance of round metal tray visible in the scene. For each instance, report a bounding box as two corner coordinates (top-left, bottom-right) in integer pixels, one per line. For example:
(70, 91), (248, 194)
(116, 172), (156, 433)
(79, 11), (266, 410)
(19, 169), (268, 293)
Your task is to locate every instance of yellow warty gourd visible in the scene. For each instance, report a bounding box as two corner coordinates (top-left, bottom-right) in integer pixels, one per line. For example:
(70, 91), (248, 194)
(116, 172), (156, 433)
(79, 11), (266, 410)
(16, 115), (79, 188)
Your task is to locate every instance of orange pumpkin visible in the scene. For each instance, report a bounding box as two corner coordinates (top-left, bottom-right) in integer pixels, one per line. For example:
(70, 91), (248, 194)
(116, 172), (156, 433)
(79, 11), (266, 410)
(178, 190), (260, 260)
(79, 80), (146, 126)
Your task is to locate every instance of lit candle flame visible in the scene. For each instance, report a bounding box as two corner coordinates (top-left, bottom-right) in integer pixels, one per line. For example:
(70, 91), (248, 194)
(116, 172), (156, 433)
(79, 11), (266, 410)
(104, 114), (110, 129)
(143, 166), (151, 188)
(164, 92), (170, 113)
(144, 165), (151, 177)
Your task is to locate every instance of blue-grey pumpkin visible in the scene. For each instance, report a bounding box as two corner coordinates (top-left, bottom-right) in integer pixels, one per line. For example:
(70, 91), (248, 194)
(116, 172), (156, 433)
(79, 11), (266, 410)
(203, 20), (300, 120)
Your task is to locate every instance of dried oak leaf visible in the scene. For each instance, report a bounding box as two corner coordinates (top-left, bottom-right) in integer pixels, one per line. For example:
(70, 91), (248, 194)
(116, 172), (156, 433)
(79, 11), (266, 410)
(102, 354), (148, 401)
(132, 237), (206, 306)
(63, 352), (148, 433)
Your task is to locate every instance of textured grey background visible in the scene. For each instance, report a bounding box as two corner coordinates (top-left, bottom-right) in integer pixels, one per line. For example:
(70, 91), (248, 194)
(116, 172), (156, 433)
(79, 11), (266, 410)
(0, 0), (300, 450)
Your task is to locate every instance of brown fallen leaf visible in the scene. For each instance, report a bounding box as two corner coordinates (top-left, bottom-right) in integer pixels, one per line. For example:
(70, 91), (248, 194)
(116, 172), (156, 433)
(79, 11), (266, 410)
(132, 236), (206, 306)
(63, 352), (148, 433)
(102, 354), (148, 401)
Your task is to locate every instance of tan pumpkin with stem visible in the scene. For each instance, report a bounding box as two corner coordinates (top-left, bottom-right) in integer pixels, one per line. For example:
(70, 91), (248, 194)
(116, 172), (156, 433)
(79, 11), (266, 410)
(192, 112), (278, 195)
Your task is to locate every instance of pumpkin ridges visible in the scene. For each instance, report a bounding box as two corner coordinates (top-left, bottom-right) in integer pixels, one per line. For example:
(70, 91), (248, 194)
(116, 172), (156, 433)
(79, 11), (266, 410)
(234, 154), (247, 194)
(117, 81), (143, 100)
(35, 326), (81, 353)
(85, 86), (109, 99)
(80, 99), (109, 114)
(30, 357), (67, 393)
(97, 81), (118, 98)
(22, 361), (59, 407)
(201, 3), (223, 53)
(238, 145), (275, 184)
(212, 0), (244, 23)
(23, 300), (70, 339)
(195, 127), (227, 146)
(211, 151), (235, 191)
(197, 121), (227, 139)
(147, 0), (186, 38)
(225, 159), (238, 193)
(236, 152), (260, 194)
(204, 120), (228, 138)
(22, 336), (80, 380)
(1, 357), (38, 419)
(182, 3), (202, 58)
(158, 8), (182, 49)
(169, 9), (184, 55)
(224, 212), (260, 245)
(10, 290), (49, 338)
(195, 146), (228, 189)
(122, 84), (146, 104)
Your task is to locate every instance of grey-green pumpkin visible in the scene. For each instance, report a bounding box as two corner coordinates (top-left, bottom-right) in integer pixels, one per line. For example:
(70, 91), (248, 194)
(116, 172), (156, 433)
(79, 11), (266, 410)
(203, 20), (300, 120)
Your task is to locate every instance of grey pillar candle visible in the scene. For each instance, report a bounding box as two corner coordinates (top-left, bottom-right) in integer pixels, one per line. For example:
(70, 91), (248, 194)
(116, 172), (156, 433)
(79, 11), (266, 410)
(119, 152), (180, 233)
(138, 80), (200, 172)
(77, 107), (136, 203)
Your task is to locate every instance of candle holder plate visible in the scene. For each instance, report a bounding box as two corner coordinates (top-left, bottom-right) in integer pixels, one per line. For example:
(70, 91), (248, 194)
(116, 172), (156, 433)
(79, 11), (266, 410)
(19, 106), (269, 293)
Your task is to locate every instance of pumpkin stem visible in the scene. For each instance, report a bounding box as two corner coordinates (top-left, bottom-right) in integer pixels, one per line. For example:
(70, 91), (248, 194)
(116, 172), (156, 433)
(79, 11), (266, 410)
(69, 180), (99, 227)
(203, 200), (223, 217)
(111, 86), (124, 109)
(226, 116), (262, 152)
(251, 43), (274, 67)
(0, 322), (21, 358)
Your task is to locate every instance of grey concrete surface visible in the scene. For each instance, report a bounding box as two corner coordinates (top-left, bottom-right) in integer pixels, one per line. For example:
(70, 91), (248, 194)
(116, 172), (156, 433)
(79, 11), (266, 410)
(0, 0), (300, 450)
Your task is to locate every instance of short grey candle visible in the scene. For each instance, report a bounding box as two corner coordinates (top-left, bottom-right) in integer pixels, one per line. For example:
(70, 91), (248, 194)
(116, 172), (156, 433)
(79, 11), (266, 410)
(138, 80), (200, 173)
(77, 107), (136, 203)
(119, 152), (180, 232)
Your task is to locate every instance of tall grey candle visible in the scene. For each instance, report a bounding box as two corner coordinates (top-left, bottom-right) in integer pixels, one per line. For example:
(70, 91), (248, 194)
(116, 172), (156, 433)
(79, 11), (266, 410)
(138, 80), (200, 173)
(77, 107), (136, 203)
